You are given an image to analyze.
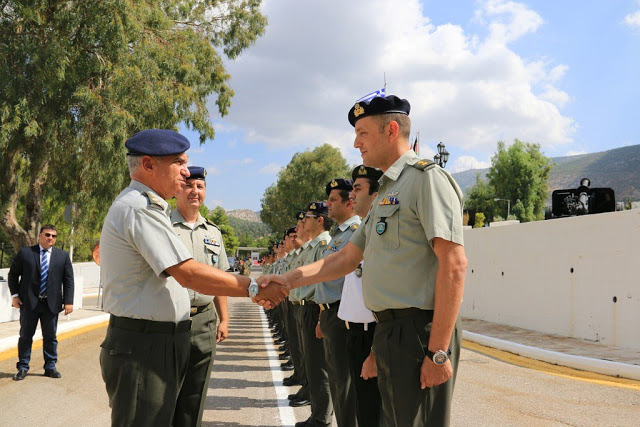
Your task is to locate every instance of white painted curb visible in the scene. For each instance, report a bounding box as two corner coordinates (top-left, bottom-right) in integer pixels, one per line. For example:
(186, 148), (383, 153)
(0, 313), (110, 354)
(463, 330), (640, 381)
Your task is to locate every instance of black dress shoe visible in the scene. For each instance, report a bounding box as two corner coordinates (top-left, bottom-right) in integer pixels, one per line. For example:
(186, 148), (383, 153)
(44, 369), (61, 379)
(289, 398), (311, 407)
(294, 418), (311, 426)
(274, 337), (287, 345)
(281, 363), (294, 371)
(283, 376), (301, 387)
(279, 352), (290, 360)
(278, 344), (288, 352)
(13, 370), (27, 381)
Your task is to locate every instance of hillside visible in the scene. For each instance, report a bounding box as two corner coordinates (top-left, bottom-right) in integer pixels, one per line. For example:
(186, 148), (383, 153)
(227, 209), (262, 222)
(228, 215), (272, 240)
(452, 144), (640, 201)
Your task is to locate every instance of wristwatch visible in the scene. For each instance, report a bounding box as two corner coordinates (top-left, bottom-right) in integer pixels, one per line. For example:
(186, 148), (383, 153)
(426, 349), (451, 365)
(247, 278), (259, 299)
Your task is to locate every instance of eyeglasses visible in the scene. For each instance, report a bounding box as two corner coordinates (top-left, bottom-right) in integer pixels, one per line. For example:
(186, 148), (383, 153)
(44, 233), (57, 238)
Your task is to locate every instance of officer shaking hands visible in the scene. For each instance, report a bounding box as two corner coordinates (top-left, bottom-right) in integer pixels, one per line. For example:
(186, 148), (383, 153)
(99, 129), (287, 426)
(258, 95), (467, 426)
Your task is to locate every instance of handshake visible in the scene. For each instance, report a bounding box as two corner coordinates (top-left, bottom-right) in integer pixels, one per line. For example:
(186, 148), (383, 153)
(251, 274), (291, 309)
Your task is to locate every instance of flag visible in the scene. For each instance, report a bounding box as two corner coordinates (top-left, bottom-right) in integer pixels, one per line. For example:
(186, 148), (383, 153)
(355, 87), (386, 103)
(411, 136), (419, 155)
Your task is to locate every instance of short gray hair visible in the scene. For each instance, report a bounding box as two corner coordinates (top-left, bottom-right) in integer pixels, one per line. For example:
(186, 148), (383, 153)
(127, 155), (143, 176)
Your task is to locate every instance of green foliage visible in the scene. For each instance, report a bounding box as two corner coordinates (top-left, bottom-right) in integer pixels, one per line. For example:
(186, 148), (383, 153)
(486, 140), (552, 222)
(207, 206), (239, 256)
(228, 216), (272, 240)
(260, 144), (352, 233)
(0, 1), (267, 250)
(473, 212), (485, 228)
(464, 173), (496, 222)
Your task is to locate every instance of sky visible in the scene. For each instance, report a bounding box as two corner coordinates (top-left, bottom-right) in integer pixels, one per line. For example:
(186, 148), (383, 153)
(179, 0), (640, 212)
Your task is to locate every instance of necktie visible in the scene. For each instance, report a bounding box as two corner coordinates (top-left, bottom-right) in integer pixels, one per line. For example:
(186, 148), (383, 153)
(40, 249), (48, 298)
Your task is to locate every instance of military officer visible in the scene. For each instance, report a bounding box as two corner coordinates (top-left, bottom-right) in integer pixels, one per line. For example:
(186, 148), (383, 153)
(258, 95), (467, 427)
(171, 166), (230, 427)
(315, 178), (360, 427)
(100, 129), (287, 426)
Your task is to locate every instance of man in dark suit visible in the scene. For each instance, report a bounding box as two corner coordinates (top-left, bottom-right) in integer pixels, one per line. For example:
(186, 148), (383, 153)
(8, 224), (74, 381)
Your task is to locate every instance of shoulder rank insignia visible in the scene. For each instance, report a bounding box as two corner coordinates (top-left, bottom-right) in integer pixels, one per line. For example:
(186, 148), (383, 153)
(411, 159), (436, 171)
(320, 240), (327, 246)
(205, 218), (220, 230)
(143, 191), (165, 209)
(350, 223), (358, 230)
(353, 103), (365, 117)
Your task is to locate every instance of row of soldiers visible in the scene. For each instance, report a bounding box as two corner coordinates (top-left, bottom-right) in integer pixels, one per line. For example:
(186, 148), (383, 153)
(262, 166), (385, 427)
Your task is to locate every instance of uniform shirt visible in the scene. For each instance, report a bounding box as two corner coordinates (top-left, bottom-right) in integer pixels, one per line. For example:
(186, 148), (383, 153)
(337, 261), (376, 324)
(289, 241), (311, 303)
(350, 150), (464, 312)
(314, 215), (361, 304)
(100, 180), (192, 322)
(170, 209), (229, 307)
(298, 231), (332, 302)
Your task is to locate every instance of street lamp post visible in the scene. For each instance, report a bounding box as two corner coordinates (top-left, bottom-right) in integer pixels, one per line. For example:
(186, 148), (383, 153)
(494, 198), (511, 219)
(433, 142), (449, 168)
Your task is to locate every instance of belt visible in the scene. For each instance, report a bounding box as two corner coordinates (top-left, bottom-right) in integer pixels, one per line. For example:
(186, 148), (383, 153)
(190, 301), (213, 316)
(372, 308), (433, 323)
(344, 320), (376, 331)
(290, 300), (304, 305)
(318, 300), (340, 311)
(110, 315), (191, 334)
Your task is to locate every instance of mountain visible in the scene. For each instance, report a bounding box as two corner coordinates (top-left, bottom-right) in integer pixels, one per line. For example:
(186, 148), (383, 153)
(226, 209), (262, 222)
(452, 144), (640, 201)
(227, 213), (272, 239)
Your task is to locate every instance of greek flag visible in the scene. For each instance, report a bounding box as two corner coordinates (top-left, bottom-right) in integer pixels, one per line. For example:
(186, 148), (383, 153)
(355, 87), (386, 103)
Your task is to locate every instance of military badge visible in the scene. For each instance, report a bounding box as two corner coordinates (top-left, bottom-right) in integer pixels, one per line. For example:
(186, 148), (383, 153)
(355, 263), (363, 278)
(310, 203), (316, 210)
(357, 165), (367, 176)
(353, 103), (365, 117)
(212, 255), (218, 264)
(330, 180), (338, 188)
(376, 220), (387, 235)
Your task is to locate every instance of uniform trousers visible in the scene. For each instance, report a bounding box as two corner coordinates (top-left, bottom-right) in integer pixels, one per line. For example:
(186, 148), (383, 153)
(287, 302), (307, 385)
(318, 303), (357, 427)
(174, 303), (218, 427)
(373, 311), (461, 427)
(345, 321), (381, 427)
(295, 302), (333, 425)
(100, 316), (191, 427)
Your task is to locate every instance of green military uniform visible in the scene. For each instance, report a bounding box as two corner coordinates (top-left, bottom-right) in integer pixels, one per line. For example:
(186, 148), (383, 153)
(350, 150), (465, 426)
(171, 209), (229, 427)
(296, 230), (334, 426)
(315, 215), (360, 427)
(100, 180), (193, 426)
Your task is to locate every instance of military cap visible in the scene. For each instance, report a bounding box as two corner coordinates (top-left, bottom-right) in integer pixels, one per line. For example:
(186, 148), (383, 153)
(125, 129), (190, 156)
(187, 166), (207, 181)
(325, 178), (354, 196)
(295, 211), (306, 221)
(307, 201), (329, 215)
(348, 95), (410, 127)
(352, 164), (383, 182)
(285, 227), (297, 236)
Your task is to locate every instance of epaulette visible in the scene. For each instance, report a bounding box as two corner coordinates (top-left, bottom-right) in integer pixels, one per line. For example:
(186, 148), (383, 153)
(411, 159), (437, 171)
(320, 240), (328, 246)
(143, 191), (165, 210)
(350, 223), (358, 231)
(205, 218), (220, 230)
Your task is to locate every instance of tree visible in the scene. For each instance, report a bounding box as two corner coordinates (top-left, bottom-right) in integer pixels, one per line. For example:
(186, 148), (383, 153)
(208, 206), (239, 257)
(486, 140), (552, 222)
(0, 1), (267, 251)
(260, 144), (352, 233)
(464, 173), (496, 222)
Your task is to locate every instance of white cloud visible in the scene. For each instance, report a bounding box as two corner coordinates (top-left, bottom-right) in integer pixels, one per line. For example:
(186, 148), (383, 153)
(565, 150), (587, 156)
(207, 166), (221, 175)
(258, 163), (282, 175)
(450, 155), (491, 173)
(624, 2), (640, 27)
(225, 157), (254, 165)
(211, 0), (575, 160)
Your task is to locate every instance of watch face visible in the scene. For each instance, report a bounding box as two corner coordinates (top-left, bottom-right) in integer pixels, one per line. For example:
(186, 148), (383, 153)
(433, 351), (448, 365)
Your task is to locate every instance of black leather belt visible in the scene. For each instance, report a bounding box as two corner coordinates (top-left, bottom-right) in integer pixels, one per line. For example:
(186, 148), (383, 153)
(190, 301), (213, 317)
(344, 320), (376, 331)
(110, 315), (191, 334)
(318, 300), (340, 311)
(372, 308), (433, 323)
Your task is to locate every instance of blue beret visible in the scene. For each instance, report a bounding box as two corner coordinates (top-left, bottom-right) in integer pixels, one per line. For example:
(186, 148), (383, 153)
(187, 166), (207, 181)
(307, 201), (328, 215)
(325, 178), (353, 196)
(125, 129), (190, 156)
(348, 95), (410, 127)
(352, 165), (383, 182)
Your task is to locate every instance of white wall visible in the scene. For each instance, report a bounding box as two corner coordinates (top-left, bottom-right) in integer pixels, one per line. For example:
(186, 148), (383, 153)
(462, 209), (640, 351)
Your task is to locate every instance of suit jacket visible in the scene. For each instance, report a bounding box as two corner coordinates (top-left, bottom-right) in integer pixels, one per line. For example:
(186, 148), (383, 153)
(8, 245), (75, 313)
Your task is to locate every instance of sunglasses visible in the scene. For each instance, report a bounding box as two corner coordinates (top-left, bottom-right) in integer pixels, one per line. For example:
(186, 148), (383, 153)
(44, 233), (57, 238)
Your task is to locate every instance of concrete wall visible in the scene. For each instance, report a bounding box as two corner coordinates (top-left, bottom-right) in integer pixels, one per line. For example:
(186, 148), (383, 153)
(0, 262), (100, 323)
(462, 209), (640, 351)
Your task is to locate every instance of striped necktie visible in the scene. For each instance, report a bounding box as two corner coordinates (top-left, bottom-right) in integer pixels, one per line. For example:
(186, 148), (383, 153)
(40, 249), (49, 298)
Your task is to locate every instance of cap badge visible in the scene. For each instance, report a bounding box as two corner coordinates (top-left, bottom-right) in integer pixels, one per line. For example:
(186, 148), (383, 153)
(357, 166), (367, 176)
(353, 103), (365, 117)
(330, 180), (338, 188)
(310, 203), (317, 210)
